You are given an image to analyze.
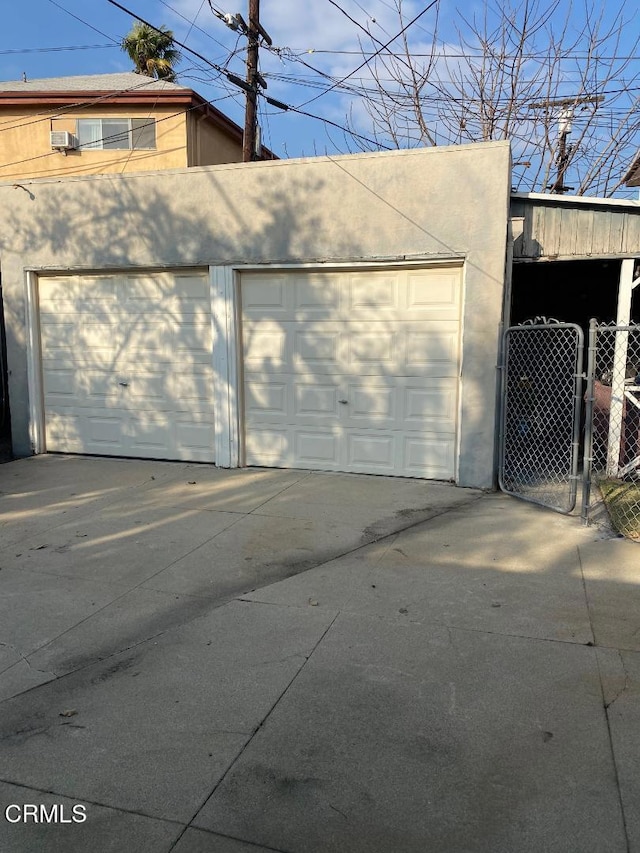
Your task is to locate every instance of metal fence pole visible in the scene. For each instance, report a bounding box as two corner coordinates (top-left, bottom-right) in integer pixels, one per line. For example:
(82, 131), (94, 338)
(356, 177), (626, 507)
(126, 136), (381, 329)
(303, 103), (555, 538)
(570, 325), (584, 511)
(581, 319), (597, 523)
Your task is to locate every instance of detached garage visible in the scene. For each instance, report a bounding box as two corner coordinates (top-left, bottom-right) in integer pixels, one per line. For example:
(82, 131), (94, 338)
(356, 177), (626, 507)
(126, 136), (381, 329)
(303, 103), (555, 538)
(1, 141), (512, 489)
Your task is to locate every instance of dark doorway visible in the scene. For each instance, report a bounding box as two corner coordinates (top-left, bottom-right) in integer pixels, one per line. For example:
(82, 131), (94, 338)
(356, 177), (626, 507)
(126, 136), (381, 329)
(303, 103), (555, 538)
(510, 259), (630, 333)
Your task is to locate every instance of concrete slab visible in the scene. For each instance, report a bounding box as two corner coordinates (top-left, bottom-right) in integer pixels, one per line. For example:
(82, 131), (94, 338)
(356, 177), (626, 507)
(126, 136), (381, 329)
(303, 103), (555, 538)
(0, 600), (336, 822)
(172, 827), (280, 852)
(143, 512), (373, 599)
(579, 539), (640, 650)
(596, 646), (640, 852)
(0, 660), (56, 702)
(137, 466), (313, 514)
(0, 780), (182, 853)
(0, 455), (184, 547)
(0, 567), (126, 657)
(195, 611), (625, 853)
(244, 502), (595, 644)
(27, 587), (223, 677)
(0, 502), (241, 586)
(252, 470), (480, 531)
(402, 493), (595, 571)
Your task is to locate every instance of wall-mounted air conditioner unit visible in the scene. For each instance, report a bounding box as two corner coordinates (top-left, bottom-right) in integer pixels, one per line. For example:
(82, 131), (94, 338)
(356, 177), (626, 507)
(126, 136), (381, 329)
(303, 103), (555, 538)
(50, 131), (76, 150)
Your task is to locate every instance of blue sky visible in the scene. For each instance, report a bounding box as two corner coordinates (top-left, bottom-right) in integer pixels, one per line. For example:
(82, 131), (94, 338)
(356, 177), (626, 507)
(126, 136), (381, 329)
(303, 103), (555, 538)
(2, 0), (639, 195)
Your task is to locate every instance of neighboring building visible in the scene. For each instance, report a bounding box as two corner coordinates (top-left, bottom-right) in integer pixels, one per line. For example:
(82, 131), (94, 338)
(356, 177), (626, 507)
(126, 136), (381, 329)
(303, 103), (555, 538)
(0, 72), (274, 180)
(624, 151), (640, 189)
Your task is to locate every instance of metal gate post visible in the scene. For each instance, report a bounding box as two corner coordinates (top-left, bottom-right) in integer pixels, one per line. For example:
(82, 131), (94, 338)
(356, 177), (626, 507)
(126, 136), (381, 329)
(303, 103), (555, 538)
(581, 319), (597, 523)
(570, 326), (584, 512)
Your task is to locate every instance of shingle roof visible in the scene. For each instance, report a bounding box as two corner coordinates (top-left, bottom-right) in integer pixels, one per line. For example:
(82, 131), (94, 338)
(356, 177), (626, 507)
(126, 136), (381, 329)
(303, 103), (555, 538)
(0, 72), (188, 93)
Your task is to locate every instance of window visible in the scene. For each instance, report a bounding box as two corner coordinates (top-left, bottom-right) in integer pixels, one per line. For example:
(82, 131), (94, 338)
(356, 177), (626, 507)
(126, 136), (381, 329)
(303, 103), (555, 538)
(77, 118), (156, 150)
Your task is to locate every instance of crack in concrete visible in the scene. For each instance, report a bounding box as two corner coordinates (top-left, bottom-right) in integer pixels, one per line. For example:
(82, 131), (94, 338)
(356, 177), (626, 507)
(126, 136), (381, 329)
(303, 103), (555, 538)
(605, 650), (632, 711)
(0, 642), (56, 679)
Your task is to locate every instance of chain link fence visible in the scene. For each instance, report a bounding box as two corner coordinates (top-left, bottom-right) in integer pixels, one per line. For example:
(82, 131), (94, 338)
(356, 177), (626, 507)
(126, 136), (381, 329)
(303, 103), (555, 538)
(584, 323), (640, 541)
(499, 322), (583, 514)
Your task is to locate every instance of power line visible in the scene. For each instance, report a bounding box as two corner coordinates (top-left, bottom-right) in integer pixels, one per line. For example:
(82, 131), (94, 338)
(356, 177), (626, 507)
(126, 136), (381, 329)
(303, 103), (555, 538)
(286, 48), (640, 62)
(156, 0), (231, 55)
(261, 91), (392, 150)
(297, 0), (440, 108)
(46, 0), (119, 43)
(0, 44), (115, 56)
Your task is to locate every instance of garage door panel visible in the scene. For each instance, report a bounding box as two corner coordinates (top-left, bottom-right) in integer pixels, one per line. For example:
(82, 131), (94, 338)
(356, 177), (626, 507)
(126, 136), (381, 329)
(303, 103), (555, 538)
(347, 273), (399, 316)
(40, 315), (120, 354)
(43, 368), (122, 407)
(406, 269), (461, 316)
(245, 426), (291, 465)
(404, 382), (457, 431)
(46, 408), (126, 455)
(405, 327), (460, 375)
(294, 329), (341, 372)
(40, 270), (215, 462)
(166, 368), (214, 405)
(346, 431), (395, 472)
(343, 382), (396, 428)
(294, 382), (340, 420)
(39, 322), (78, 348)
(242, 276), (290, 319)
(40, 276), (118, 304)
(347, 332), (396, 372)
(172, 325), (214, 364)
(403, 435), (456, 479)
(245, 378), (289, 421)
(242, 266), (462, 480)
(127, 411), (173, 454)
(243, 325), (289, 372)
(293, 275), (341, 316)
(296, 428), (341, 467)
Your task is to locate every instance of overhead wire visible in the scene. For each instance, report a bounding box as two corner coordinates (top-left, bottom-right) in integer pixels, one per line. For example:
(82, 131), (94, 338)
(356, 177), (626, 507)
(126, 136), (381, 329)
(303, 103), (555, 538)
(296, 0), (440, 109)
(0, 44), (116, 56)
(46, 0), (119, 43)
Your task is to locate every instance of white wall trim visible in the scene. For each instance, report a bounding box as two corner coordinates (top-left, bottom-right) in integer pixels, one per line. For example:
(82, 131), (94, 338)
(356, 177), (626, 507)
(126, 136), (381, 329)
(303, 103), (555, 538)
(229, 257), (465, 272)
(24, 271), (45, 454)
(210, 265), (240, 467)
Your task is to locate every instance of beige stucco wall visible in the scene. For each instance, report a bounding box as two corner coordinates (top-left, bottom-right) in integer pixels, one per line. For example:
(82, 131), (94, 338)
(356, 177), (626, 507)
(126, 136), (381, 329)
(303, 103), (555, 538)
(0, 141), (512, 488)
(187, 112), (244, 166)
(0, 105), (190, 180)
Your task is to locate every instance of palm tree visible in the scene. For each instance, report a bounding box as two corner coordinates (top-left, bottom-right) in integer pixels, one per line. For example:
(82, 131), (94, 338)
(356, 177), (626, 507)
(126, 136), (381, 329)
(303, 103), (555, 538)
(121, 21), (181, 81)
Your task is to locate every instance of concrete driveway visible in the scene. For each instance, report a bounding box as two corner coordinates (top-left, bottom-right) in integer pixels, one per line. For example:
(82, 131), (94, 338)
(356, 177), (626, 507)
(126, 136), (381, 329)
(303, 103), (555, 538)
(0, 455), (639, 852)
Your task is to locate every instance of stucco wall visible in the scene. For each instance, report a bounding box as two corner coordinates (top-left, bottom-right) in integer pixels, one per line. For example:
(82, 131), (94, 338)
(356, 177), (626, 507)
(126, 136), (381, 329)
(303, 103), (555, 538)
(0, 140), (511, 488)
(188, 112), (244, 167)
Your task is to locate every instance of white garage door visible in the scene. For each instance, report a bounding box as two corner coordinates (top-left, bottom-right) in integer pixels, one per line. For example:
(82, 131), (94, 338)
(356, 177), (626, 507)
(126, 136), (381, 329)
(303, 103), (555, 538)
(241, 266), (462, 479)
(39, 270), (215, 461)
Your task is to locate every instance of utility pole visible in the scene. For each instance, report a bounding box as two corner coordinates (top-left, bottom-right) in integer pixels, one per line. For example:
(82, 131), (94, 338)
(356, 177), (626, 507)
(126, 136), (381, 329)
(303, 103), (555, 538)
(211, 2), (272, 162)
(243, 0), (260, 162)
(529, 95), (604, 194)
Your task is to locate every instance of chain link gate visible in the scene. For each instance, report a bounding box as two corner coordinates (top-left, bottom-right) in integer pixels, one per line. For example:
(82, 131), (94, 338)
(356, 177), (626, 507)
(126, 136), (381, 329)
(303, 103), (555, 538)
(499, 320), (584, 514)
(583, 322), (640, 539)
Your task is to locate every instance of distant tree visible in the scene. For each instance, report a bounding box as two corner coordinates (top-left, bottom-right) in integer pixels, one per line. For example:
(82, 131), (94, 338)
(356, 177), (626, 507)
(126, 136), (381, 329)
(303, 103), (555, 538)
(121, 20), (181, 81)
(343, 0), (640, 197)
